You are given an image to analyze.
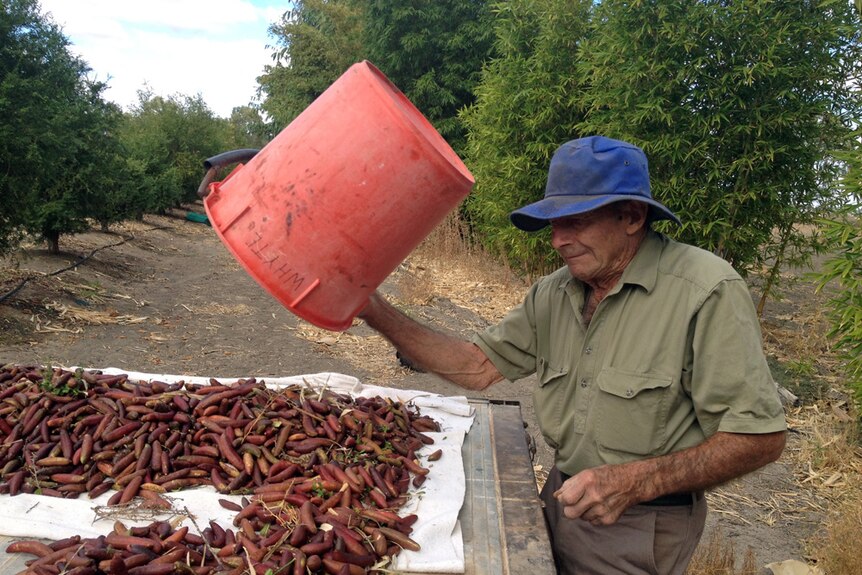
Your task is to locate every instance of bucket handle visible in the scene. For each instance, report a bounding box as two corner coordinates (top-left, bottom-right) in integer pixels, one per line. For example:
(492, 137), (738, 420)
(197, 148), (261, 199)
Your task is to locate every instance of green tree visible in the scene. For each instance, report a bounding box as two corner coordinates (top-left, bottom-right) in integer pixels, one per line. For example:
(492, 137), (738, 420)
(461, 0), (594, 275)
(816, 131), (862, 404)
(1, 0), (76, 253)
(81, 99), (139, 233)
(363, 0), (496, 154)
(33, 80), (105, 252)
(576, 0), (862, 300)
(1, 0), (134, 254)
(259, 0), (366, 128)
(121, 90), (227, 213)
(225, 105), (272, 150)
(35, 82), (137, 248)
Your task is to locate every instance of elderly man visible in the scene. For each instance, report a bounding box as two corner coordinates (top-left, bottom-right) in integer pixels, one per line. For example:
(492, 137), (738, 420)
(358, 136), (786, 574)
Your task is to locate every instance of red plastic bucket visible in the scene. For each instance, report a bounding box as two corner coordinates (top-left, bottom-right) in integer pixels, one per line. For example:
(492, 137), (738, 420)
(204, 61), (474, 331)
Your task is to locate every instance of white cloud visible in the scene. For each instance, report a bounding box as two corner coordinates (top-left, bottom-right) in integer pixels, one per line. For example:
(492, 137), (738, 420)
(38, 0), (284, 117)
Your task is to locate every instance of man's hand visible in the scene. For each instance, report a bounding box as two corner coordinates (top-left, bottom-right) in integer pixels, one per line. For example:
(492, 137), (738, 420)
(553, 430), (786, 526)
(553, 465), (640, 526)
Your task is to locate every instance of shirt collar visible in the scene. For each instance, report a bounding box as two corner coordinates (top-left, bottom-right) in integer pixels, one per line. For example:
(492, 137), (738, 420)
(617, 230), (664, 294)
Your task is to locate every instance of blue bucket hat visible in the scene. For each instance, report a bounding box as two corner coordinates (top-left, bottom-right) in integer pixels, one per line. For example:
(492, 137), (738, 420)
(510, 136), (680, 231)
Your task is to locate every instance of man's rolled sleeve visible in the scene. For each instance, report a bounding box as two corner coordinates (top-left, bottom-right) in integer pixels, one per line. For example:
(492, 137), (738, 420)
(472, 289), (541, 382)
(689, 278), (787, 437)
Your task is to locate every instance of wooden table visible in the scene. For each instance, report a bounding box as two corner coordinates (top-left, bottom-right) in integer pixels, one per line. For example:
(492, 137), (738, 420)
(458, 399), (556, 575)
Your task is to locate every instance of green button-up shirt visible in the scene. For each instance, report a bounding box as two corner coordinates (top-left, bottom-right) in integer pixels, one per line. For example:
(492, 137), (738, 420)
(473, 231), (786, 475)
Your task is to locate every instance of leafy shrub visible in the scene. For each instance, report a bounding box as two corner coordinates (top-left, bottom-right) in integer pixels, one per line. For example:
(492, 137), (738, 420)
(816, 211), (862, 404)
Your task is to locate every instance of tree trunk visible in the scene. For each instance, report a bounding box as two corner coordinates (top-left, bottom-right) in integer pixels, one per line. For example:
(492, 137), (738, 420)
(47, 231), (60, 255)
(756, 224), (793, 318)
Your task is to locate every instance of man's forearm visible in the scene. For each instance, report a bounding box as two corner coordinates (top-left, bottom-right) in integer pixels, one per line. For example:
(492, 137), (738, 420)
(358, 293), (504, 391)
(632, 430), (787, 502)
(555, 430), (786, 525)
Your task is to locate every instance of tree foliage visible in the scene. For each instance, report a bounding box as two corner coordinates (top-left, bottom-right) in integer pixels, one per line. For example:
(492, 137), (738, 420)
(363, 0), (496, 155)
(461, 0), (594, 275)
(816, 130), (862, 404)
(0, 2), (303, 257)
(120, 91), (228, 214)
(33, 81), (136, 252)
(259, 0), (366, 128)
(576, 0), (862, 293)
(259, 0), (495, 153)
(225, 105), (272, 150)
(0, 0), (135, 254)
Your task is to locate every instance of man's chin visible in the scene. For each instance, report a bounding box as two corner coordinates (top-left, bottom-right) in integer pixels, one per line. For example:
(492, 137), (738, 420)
(566, 265), (590, 282)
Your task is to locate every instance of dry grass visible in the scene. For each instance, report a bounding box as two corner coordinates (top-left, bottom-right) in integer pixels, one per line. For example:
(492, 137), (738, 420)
(807, 490), (862, 575)
(791, 405), (862, 492)
(753, 264), (862, 571)
(686, 530), (758, 575)
(289, 320), (414, 385)
(186, 303), (252, 316)
(42, 301), (149, 326)
(762, 302), (835, 368)
(400, 213), (527, 323)
(783, 403), (861, 573)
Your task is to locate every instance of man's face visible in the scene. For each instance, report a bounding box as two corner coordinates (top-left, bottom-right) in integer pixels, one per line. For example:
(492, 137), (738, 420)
(549, 203), (641, 287)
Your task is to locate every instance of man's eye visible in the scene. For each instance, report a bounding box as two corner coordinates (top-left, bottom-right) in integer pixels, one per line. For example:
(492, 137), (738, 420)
(554, 218), (586, 229)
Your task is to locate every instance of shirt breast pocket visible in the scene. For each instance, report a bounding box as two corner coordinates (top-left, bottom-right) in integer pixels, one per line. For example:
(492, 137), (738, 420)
(532, 358), (569, 450)
(595, 368), (674, 461)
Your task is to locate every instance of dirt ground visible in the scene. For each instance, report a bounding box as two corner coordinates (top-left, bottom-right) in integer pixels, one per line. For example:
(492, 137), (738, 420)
(0, 212), (847, 572)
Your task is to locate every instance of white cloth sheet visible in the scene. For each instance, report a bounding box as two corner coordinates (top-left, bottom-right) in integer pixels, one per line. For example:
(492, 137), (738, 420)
(0, 369), (474, 573)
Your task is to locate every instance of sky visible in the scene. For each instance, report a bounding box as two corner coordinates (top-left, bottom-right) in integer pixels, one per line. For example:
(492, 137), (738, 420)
(38, 0), (289, 118)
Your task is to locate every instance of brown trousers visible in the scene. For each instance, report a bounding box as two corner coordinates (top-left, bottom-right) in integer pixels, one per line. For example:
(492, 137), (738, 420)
(540, 467), (707, 575)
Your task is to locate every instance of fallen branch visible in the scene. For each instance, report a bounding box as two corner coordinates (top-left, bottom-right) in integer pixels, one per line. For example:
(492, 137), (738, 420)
(0, 226), (168, 304)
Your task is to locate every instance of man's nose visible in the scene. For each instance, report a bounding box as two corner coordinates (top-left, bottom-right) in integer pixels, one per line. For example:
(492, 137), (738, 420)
(550, 226), (569, 249)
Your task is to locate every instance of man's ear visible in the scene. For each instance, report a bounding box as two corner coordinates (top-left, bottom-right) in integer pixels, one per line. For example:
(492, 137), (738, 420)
(622, 202), (649, 234)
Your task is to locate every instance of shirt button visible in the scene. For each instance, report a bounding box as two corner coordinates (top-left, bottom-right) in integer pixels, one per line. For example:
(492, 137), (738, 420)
(625, 389), (634, 397)
(585, 347), (593, 355)
(580, 378), (588, 388)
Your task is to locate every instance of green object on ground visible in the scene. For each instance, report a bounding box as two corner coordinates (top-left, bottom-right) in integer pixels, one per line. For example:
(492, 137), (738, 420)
(185, 212), (210, 226)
